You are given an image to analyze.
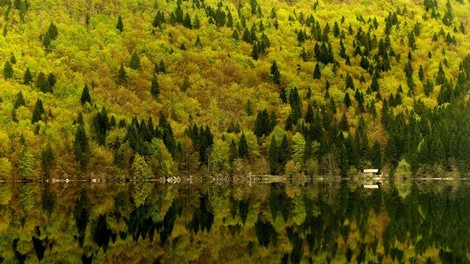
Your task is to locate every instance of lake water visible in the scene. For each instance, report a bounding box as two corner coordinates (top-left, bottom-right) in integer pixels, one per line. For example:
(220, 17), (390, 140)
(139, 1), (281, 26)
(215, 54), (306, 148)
(0, 180), (469, 263)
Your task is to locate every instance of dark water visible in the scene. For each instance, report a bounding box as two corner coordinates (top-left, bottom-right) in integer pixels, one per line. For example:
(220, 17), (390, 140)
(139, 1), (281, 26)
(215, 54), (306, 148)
(0, 180), (469, 263)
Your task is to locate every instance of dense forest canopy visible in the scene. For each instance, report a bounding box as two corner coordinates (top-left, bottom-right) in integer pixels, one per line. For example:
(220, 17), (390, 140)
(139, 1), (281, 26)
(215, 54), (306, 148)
(0, 0), (469, 179)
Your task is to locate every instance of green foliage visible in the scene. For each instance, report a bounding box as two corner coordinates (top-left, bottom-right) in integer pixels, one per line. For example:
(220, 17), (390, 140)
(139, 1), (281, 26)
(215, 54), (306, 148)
(73, 116), (90, 171)
(13, 91), (25, 109)
(36, 72), (52, 93)
(18, 148), (34, 179)
(150, 75), (159, 98)
(238, 133), (249, 159)
(40, 144), (54, 176)
(31, 99), (44, 123)
(23, 67), (32, 85)
(131, 154), (153, 179)
(0, 0), (467, 178)
(3, 61), (13, 79)
(130, 52), (141, 70)
(117, 63), (127, 84)
(116, 16), (124, 32)
(80, 85), (91, 105)
(270, 60), (280, 85)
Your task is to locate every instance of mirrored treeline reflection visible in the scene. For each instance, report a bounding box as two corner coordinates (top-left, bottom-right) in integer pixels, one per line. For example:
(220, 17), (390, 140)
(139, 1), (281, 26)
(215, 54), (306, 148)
(0, 180), (469, 263)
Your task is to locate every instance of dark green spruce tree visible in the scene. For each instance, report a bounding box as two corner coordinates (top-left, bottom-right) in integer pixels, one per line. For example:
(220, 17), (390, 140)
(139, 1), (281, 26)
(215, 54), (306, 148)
(31, 98), (45, 123)
(239, 133), (249, 159)
(116, 16), (123, 32)
(74, 113), (91, 171)
(3, 61), (13, 79)
(268, 136), (280, 175)
(80, 84), (91, 105)
(24, 67), (33, 85)
(150, 74), (160, 97)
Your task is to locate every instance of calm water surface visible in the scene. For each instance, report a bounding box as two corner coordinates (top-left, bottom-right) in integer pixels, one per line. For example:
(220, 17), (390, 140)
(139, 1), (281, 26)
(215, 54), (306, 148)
(0, 180), (469, 263)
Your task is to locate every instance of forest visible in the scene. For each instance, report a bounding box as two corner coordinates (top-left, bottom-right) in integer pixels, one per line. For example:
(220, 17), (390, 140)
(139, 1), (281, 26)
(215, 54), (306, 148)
(0, 0), (469, 179)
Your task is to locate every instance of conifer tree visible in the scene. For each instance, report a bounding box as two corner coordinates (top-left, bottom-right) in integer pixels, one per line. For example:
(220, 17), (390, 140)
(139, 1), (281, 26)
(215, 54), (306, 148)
(268, 136), (280, 174)
(31, 98), (45, 123)
(41, 143), (55, 176)
(150, 74), (160, 97)
(9, 53), (16, 64)
(159, 59), (166, 74)
(116, 16), (123, 32)
(270, 60), (281, 85)
(313, 63), (321, 79)
(80, 84), (91, 105)
(14, 91), (25, 109)
(117, 63), (127, 84)
(24, 67), (32, 85)
(229, 140), (238, 164)
(238, 133), (249, 159)
(74, 115), (90, 171)
(3, 61), (13, 79)
(345, 74), (355, 90)
(36, 72), (52, 93)
(130, 52), (141, 70)
(48, 72), (56, 89)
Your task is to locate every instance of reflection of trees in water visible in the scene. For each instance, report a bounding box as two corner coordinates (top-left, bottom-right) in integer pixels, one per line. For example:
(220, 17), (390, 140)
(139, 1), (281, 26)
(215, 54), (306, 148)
(0, 182), (469, 263)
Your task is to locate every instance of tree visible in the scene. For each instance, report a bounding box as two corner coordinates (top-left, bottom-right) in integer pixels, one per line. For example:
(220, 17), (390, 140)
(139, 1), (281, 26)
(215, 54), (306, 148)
(158, 59), (166, 74)
(14, 91), (25, 109)
(74, 116), (90, 171)
(31, 99), (44, 123)
(24, 67), (33, 84)
(270, 60), (281, 85)
(9, 53), (16, 64)
(47, 22), (58, 40)
(42, 32), (52, 49)
(116, 16), (123, 32)
(48, 72), (56, 88)
(41, 144), (55, 176)
(345, 74), (355, 89)
(91, 107), (110, 146)
(313, 63), (321, 79)
(238, 133), (249, 159)
(150, 74), (160, 97)
(130, 52), (141, 70)
(117, 63), (127, 84)
(3, 61), (13, 79)
(36, 72), (52, 93)
(131, 154), (153, 179)
(80, 84), (91, 105)
(19, 148), (35, 179)
(292, 133), (306, 164)
(268, 136), (280, 175)
(408, 32), (416, 50)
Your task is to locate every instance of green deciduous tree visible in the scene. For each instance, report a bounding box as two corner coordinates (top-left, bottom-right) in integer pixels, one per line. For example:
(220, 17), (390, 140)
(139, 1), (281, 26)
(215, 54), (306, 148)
(19, 148), (34, 179)
(131, 154), (153, 179)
